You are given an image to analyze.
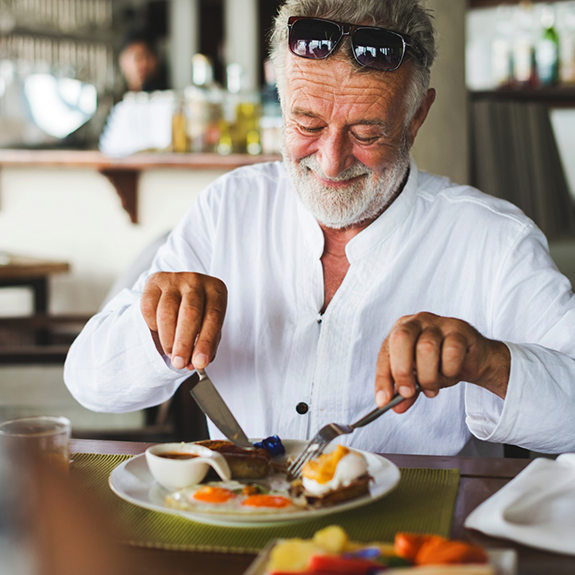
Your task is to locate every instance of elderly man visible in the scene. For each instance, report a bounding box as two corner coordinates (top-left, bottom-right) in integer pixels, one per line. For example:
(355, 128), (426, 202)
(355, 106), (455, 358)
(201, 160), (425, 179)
(65, 0), (575, 456)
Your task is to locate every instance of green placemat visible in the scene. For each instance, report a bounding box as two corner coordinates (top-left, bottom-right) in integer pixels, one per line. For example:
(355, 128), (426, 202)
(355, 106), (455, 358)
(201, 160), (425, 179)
(72, 453), (459, 554)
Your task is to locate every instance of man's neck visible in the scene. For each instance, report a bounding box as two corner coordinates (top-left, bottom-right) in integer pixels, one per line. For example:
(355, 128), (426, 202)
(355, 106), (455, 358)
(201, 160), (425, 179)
(319, 221), (369, 258)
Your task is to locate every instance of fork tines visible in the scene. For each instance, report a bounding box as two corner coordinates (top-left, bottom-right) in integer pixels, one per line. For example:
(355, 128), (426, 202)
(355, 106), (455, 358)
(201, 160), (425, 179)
(287, 439), (329, 479)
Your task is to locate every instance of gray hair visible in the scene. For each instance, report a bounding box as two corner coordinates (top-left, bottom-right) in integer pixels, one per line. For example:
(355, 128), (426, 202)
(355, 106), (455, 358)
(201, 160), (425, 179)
(269, 0), (436, 121)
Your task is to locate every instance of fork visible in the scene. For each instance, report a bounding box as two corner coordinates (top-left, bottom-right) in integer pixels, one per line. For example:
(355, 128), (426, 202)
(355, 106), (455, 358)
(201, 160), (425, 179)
(287, 386), (421, 478)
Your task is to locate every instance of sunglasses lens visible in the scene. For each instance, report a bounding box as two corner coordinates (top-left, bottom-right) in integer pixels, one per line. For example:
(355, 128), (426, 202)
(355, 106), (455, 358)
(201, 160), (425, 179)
(289, 18), (342, 59)
(353, 28), (405, 70)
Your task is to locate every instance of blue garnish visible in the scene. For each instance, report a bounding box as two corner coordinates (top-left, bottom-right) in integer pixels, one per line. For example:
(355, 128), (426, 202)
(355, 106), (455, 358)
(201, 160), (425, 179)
(253, 435), (285, 456)
(343, 547), (381, 559)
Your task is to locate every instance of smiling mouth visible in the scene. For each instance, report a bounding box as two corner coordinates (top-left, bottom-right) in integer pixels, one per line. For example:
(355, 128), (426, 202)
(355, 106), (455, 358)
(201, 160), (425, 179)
(309, 170), (367, 188)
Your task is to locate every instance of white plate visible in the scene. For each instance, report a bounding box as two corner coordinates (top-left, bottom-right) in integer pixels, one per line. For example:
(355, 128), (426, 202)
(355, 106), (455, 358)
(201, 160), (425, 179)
(109, 439), (401, 527)
(243, 540), (518, 575)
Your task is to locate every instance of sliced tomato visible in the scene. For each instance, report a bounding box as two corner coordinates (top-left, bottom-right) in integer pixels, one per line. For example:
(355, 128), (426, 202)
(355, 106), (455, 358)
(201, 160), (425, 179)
(415, 538), (489, 565)
(394, 532), (438, 561)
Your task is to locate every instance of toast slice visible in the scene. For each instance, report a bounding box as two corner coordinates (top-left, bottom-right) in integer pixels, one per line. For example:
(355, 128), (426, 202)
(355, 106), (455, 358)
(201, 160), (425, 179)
(290, 474), (371, 508)
(195, 440), (271, 479)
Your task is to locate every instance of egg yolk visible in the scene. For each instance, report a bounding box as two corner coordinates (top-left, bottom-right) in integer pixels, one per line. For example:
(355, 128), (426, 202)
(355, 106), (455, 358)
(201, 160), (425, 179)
(193, 486), (236, 503)
(301, 445), (349, 484)
(242, 495), (293, 508)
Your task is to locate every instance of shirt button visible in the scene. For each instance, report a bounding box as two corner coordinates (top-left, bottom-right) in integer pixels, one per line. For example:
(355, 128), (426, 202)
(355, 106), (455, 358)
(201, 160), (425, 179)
(296, 402), (309, 414)
(317, 317), (322, 324)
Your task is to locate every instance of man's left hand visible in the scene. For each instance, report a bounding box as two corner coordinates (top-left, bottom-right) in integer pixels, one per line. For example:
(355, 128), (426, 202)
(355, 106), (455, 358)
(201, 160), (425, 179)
(375, 312), (511, 413)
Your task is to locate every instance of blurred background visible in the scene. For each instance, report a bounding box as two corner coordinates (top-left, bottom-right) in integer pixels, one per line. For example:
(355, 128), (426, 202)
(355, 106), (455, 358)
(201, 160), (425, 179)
(0, 0), (573, 443)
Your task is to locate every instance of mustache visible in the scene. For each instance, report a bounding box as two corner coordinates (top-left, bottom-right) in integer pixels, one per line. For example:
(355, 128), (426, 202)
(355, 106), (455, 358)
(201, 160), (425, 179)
(297, 155), (373, 182)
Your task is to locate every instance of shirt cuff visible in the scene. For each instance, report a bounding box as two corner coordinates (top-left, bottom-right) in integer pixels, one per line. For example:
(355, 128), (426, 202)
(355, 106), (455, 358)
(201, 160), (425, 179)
(464, 341), (521, 443)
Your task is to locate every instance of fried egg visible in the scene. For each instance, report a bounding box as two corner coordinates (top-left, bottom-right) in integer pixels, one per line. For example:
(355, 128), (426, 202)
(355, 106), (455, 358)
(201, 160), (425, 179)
(301, 445), (368, 496)
(165, 480), (303, 515)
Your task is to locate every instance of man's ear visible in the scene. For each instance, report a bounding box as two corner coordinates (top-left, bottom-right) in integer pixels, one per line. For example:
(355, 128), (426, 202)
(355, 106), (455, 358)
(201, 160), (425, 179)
(408, 88), (436, 146)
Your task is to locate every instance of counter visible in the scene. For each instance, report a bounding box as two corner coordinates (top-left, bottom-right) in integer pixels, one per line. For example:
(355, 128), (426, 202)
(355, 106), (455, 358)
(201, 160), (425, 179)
(0, 150), (281, 224)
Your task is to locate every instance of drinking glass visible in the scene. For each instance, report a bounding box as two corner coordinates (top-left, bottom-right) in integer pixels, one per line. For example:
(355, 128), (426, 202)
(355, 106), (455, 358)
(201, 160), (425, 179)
(0, 416), (71, 472)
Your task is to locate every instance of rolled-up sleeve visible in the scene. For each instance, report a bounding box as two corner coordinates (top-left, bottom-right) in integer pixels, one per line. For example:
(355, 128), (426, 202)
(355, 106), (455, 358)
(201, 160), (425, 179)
(465, 222), (575, 453)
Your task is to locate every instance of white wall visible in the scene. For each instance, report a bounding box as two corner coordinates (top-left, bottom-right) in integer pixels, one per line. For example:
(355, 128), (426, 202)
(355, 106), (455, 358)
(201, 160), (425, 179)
(412, 0), (469, 186)
(0, 167), (226, 315)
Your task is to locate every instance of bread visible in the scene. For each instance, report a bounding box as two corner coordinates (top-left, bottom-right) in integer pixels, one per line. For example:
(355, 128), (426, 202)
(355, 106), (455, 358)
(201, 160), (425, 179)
(290, 474), (371, 508)
(195, 440), (271, 479)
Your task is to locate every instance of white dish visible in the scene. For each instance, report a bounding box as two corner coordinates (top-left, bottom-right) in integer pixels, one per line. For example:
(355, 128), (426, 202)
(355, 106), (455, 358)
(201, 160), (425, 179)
(145, 442), (231, 491)
(109, 439), (401, 527)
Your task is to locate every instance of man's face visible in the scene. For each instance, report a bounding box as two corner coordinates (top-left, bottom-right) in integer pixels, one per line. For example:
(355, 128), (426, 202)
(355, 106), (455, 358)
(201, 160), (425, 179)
(282, 53), (423, 229)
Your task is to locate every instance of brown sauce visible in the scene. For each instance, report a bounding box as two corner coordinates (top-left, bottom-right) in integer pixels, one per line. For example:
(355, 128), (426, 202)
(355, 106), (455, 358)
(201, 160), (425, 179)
(158, 452), (199, 460)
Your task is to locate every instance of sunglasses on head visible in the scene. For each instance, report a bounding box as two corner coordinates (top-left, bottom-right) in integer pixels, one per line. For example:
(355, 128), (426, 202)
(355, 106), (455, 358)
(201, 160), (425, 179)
(287, 16), (426, 72)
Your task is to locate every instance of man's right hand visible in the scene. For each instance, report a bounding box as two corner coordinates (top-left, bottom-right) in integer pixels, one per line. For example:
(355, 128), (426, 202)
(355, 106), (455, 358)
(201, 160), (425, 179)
(140, 272), (228, 371)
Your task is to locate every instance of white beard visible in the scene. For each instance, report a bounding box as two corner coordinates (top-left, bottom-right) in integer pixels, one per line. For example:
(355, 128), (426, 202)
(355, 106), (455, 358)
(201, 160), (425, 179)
(283, 139), (411, 229)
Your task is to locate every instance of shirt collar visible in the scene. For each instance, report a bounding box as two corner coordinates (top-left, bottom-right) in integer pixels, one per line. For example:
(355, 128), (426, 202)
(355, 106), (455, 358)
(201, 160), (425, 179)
(294, 158), (420, 262)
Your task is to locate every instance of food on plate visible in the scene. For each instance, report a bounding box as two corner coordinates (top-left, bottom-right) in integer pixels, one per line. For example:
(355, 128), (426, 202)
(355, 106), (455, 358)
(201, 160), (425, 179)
(195, 439), (271, 479)
(164, 479), (303, 514)
(253, 435), (286, 456)
(265, 525), (493, 574)
(289, 445), (371, 507)
(394, 533), (489, 566)
(158, 438), (378, 515)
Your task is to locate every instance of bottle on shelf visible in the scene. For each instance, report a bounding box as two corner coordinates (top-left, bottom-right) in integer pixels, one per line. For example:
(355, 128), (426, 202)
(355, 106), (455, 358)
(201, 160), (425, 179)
(259, 58), (283, 155)
(218, 63), (261, 155)
(512, 2), (537, 88)
(535, 4), (559, 86)
(185, 54), (224, 153)
(491, 5), (514, 87)
(558, 2), (575, 85)
(171, 92), (189, 153)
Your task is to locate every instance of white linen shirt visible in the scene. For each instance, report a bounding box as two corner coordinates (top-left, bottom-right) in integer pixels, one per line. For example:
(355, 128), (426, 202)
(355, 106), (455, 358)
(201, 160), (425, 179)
(64, 160), (575, 455)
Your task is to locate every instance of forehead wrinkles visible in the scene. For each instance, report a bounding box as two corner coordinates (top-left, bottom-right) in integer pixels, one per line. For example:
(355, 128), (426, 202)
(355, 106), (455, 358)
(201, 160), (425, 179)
(286, 56), (405, 123)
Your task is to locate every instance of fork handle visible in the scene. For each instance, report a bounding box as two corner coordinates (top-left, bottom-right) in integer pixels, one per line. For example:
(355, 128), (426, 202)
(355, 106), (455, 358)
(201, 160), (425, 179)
(351, 385), (422, 429)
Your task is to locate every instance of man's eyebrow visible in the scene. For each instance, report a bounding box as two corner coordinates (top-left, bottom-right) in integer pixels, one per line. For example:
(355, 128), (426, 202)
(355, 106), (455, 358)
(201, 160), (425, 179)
(291, 108), (322, 119)
(291, 109), (389, 129)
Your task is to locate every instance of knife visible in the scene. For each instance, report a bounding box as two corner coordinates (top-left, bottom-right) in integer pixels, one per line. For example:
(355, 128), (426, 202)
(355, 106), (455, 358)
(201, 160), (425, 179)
(187, 369), (253, 449)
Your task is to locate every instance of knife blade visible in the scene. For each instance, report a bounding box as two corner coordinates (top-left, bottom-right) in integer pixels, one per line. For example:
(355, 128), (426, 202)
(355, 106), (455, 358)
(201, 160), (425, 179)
(187, 369), (253, 449)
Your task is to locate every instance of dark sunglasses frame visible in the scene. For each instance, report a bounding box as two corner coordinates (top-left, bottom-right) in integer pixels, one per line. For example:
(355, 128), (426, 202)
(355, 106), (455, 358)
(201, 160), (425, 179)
(287, 16), (426, 72)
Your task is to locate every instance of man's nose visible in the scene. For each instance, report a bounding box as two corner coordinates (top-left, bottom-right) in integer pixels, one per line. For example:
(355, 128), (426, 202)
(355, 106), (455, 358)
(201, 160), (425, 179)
(315, 131), (354, 179)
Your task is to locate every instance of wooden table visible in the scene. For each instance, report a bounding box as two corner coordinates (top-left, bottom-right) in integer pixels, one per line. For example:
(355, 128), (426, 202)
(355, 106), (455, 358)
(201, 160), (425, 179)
(70, 439), (575, 575)
(0, 253), (70, 315)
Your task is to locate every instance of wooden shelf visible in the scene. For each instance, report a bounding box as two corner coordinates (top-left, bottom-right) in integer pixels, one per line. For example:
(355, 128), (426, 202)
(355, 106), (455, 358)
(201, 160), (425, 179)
(470, 87), (575, 106)
(0, 150), (282, 224)
(0, 150), (281, 170)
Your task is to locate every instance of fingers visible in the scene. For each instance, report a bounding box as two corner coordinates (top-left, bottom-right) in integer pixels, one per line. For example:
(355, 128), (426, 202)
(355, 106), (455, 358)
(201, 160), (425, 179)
(375, 339), (394, 407)
(141, 272), (227, 370)
(440, 332), (468, 379)
(141, 282), (161, 332)
(171, 289), (205, 369)
(191, 281), (227, 370)
(375, 313), (479, 412)
(415, 326), (442, 398)
(375, 331), (420, 414)
(388, 318), (421, 399)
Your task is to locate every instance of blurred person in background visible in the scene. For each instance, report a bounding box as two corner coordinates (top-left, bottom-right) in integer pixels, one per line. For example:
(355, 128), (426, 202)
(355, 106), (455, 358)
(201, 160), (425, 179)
(118, 31), (168, 93)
